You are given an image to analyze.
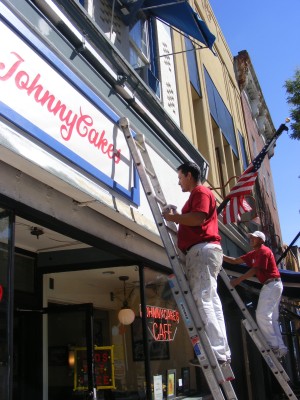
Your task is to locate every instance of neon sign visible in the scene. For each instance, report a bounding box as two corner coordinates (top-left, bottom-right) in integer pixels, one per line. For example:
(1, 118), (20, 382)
(74, 346), (115, 390)
(143, 305), (180, 342)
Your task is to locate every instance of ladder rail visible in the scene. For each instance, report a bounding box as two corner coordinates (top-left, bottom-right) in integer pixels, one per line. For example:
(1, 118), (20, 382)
(119, 118), (237, 400)
(168, 273), (229, 399)
(220, 269), (288, 377)
(220, 269), (298, 400)
(168, 273), (237, 399)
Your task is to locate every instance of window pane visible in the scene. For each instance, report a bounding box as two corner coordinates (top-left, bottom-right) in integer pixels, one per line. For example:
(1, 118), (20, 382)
(204, 68), (238, 157)
(143, 268), (195, 397)
(185, 37), (201, 96)
(130, 19), (149, 61)
(238, 131), (248, 170)
(0, 211), (11, 400)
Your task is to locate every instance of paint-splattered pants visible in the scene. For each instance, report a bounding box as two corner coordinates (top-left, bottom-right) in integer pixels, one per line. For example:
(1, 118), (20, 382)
(185, 242), (231, 362)
(256, 280), (286, 350)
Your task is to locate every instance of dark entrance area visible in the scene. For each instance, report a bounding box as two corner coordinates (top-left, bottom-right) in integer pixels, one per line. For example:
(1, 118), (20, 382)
(46, 303), (109, 400)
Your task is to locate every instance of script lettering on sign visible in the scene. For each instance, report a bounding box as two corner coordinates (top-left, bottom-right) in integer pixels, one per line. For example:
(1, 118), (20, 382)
(0, 20), (138, 203)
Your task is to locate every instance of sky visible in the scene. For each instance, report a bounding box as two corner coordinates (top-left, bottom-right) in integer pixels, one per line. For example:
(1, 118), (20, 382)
(208, 0), (300, 246)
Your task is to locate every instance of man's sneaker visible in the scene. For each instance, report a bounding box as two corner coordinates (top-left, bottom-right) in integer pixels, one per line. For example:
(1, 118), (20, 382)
(189, 358), (200, 367)
(189, 357), (232, 369)
(270, 346), (279, 356)
(218, 359), (235, 381)
(278, 347), (288, 358)
(218, 358), (231, 366)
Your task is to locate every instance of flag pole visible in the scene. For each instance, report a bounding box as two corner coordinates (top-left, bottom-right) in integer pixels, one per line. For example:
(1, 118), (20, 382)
(217, 122), (289, 215)
(276, 231), (300, 266)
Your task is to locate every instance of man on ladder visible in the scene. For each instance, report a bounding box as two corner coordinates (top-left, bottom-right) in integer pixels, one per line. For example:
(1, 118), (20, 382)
(223, 230), (288, 359)
(162, 161), (231, 366)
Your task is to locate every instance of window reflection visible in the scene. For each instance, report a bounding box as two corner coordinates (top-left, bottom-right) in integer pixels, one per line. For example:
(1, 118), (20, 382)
(129, 19), (149, 68)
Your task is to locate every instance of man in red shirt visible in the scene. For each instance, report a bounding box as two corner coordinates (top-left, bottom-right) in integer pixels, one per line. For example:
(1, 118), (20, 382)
(223, 231), (287, 359)
(162, 162), (231, 365)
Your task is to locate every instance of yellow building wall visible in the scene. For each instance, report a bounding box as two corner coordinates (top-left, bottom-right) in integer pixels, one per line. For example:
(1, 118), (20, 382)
(172, 0), (250, 201)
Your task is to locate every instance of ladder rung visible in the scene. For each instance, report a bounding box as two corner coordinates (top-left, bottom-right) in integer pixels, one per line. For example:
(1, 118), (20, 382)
(134, 139), (146, 153)
(154, 194), (166, 206)
(144, 166), (156, 179)
(166, 224), (178, 235)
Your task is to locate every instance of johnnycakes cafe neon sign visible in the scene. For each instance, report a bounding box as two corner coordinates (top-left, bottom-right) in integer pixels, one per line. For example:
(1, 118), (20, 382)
(143, 305), (180, 341)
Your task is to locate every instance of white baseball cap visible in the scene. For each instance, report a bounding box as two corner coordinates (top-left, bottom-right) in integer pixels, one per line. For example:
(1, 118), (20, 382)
(248, 231), (266, 242)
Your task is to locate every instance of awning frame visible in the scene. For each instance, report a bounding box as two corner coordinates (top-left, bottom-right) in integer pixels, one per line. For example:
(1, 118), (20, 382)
(116, 0), (216, 51)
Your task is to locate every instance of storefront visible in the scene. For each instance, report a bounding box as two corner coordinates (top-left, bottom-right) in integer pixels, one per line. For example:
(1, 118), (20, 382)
(0, 1), (214, 399)
(2, 1), (300, 400)
(1, 203), (211, 400)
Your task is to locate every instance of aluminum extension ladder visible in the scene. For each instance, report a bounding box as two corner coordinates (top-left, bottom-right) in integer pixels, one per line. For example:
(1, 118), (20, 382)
(220, 268), (298, 400)
(119, 117), (237, 400)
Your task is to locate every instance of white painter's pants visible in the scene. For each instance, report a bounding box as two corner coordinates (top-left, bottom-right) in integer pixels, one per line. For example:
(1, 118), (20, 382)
(256, 280), (286, 350)
(185, 243), (231, 362)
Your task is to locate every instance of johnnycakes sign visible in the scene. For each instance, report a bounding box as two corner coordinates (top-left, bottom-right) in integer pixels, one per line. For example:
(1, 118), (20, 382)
(0, 8), (139, 204)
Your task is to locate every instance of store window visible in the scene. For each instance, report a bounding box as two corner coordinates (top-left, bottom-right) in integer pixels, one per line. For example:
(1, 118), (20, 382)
(45, 265), (198, 399)
(45, 265), (144, 399)
(142, 268), (196, 398)
(0, 209), (14, 400)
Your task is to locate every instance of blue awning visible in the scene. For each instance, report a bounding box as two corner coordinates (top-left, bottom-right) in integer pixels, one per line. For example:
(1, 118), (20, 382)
(223, 262), (300, 300)
(117, 0), (216, 50)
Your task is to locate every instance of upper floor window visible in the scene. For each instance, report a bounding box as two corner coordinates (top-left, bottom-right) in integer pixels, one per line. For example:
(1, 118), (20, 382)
(238, 131), (248, 170)
(185, 37), (201, 96)
(129, 18), (150, 68)
(129, 17), (161, 99)
(252, 136), (257, 158)
(204, 68), (238, 157)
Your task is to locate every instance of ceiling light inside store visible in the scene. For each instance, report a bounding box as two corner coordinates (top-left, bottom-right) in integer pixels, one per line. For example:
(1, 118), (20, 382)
(30, 226), (44, 239)
(117, 276), (135, 325)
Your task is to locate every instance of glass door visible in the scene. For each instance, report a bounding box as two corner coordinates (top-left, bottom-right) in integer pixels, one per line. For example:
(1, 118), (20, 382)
(0, 208), (14, 400)
(45, 303), (97, 400)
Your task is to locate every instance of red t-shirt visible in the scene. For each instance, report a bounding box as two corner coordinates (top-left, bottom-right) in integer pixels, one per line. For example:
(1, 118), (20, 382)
(177, 185), (221, 252)
(241, 244), (280, 284)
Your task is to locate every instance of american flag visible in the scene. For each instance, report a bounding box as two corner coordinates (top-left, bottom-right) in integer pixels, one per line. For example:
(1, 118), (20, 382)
(222, 138), (276, 224)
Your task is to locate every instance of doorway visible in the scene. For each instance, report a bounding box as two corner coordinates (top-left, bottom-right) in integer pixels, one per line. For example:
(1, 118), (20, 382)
(46, 303), (104, 400)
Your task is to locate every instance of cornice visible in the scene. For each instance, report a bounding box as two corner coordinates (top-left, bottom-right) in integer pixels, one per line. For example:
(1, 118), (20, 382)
(234, 51), (275, 140)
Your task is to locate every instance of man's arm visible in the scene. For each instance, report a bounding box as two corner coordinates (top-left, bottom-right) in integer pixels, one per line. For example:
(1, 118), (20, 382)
(230, 268), (256, 287)
(223, 255), (244, 265)
(162, 210), (207, 226)
(223, 254), (256, 287)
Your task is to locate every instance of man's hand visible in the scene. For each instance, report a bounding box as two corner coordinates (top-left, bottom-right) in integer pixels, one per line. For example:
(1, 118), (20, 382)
(230, 277), (242, 288)
(230, 268), (256, 288)
(162, 205), (207, 226)
(162, 205), (179, 222)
